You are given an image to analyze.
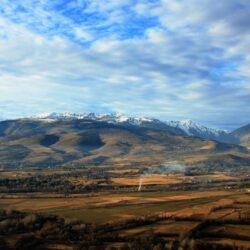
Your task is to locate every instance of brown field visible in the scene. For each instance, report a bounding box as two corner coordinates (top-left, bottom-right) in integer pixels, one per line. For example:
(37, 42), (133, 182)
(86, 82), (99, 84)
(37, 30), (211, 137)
(111, 172), (239, 187)
(1, 167), (250, 249)
(0, 190), (243, 224)
(0, 169), (71, 179)
(117, 220), (199, 238)
(108, 169), (140, 174)
(203, 224), (250, 238)
(111, 174), (182, 186)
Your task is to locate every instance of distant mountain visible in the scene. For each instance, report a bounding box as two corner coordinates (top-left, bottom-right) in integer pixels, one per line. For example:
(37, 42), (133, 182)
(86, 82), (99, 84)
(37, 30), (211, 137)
(230, 123), (250, 148)
(0, 116), (248, 169)
(165, 120), (230, 142)
(32, 112), (229, 142)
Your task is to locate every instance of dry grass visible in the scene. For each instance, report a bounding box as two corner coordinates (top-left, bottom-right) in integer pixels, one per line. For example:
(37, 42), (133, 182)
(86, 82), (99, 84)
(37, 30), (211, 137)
(111, 174), (182, 186)
(0, 190), (240, 224)
(204, 224), (250, 239)
(183, 154), (210, 163)
(198, 141), (216, 150)
(108, 169), (139, 174)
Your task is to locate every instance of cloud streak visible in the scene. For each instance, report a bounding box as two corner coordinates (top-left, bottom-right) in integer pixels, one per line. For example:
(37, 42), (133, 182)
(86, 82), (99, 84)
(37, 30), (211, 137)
(0, 0), (250, 130)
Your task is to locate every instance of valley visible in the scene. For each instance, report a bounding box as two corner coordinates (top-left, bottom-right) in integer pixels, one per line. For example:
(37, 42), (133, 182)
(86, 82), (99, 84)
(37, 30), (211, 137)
(0, 115), (250, 249)
(2, 0), (250, 248)
(1, 165), (250, 249)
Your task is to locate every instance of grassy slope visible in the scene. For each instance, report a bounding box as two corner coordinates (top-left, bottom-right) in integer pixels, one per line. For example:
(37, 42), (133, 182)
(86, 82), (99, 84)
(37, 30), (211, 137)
(0, 119), (249, 168)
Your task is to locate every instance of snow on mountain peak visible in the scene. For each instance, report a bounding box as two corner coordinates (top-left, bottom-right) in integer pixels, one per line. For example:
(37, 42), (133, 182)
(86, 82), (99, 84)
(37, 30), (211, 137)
(33, 112), (155, 124)
(166, 119), (227, 137)
(32, 112), (228, 140)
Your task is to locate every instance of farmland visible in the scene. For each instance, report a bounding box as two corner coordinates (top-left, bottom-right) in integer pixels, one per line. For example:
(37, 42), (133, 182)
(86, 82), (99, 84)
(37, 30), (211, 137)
(0, 166), (250, 249)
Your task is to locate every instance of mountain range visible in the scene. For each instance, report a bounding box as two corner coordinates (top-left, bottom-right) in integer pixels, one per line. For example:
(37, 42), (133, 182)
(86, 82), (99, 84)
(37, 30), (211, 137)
(31, 112), (246, 145)
(0, 112), (249, 169)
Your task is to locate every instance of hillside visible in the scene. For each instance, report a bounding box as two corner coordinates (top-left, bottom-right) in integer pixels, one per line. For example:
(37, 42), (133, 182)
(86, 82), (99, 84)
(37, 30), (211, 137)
(0, 118), (249, 169)
(32, 112), (229, 141)
(230, 123), (250, 149)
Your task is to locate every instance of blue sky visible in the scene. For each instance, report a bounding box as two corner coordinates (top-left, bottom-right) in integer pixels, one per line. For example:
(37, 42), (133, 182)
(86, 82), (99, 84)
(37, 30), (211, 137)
(0, 0), (250, 130)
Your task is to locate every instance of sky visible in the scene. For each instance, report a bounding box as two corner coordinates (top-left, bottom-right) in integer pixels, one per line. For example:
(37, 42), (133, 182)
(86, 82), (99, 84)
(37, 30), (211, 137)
(0, 0), (250, 130)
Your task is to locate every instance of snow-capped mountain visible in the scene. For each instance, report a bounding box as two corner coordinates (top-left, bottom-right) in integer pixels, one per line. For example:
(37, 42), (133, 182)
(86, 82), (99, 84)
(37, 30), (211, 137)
(31, 112), (230, 142)
(165, 120), (229, 141)
(33, 112), (156, 125)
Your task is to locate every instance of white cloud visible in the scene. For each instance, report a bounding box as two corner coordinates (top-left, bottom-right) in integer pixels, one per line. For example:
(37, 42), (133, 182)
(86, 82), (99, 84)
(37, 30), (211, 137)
(74, 27), (93, 41)
(0, 1), (250, 129)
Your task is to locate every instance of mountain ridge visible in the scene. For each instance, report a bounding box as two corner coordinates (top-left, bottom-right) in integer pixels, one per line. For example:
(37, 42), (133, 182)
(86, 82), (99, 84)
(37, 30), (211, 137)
(0, 117), (249, 169)
(28, 112), (229, 141)
(2, 112), (249, 147)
